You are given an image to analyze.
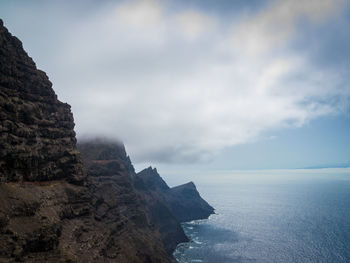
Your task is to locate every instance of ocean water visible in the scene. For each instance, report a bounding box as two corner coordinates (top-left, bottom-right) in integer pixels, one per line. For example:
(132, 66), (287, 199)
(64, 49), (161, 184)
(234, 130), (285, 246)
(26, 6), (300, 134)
(172, 169), (350, 263)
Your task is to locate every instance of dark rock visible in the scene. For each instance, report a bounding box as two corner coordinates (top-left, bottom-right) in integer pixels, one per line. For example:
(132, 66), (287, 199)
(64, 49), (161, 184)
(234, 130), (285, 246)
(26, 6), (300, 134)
(135, 167), (214, 253)
(166, 182), (215, 222)
(133, 172), (188, 254)
(0, 20), (170, 263)
(77, 138), (135, 176)
(78, 140), (171, 262)
(136, 168), (214, 222)
(137, 167), (170, 191)
(0, 19), (84, 184)
(78, 140), (190, 258)
(0, 18), (214, 263)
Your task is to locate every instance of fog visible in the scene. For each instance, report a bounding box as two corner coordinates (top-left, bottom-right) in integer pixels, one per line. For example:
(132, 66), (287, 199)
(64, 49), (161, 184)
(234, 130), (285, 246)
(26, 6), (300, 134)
(1, 0), (349, 165)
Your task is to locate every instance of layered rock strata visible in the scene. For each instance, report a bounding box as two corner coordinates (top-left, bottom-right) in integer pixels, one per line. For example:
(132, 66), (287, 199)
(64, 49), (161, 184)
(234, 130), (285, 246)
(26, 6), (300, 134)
(77, 139), (171, 262)
(77, 140), (188, 258)
(0, 19), (83, 184)
(0, 19), (214, 263)
(166, 181), (214, 222)
(133, 167), (188, 254)
(136, 167), (214, 223)
(0, 20), (170, 263)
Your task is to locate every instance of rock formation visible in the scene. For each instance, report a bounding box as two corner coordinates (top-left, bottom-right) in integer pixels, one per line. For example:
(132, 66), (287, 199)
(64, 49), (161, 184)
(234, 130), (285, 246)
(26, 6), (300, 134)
(136, 167), (214, 223)
(78, 142), (214, 256)
(0, 20), (169, 263)
(133, 167), (188, 255)
(0, 19), (214, 263)
(76, 139), (170, 263)
(0, 20), (83, 184)
(166, 181), (214, 222)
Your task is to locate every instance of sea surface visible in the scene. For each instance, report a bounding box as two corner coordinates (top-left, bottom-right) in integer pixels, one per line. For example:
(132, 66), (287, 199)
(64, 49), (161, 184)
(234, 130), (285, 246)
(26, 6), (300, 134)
(172, 168), (350, 263)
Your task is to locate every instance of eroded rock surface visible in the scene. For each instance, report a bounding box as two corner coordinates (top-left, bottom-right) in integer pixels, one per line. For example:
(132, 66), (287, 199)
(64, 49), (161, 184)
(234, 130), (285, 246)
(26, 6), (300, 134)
(136, 168), (214, 223)
(0, 18), (214, 263)
(0, 19), (84, 184)
(166, 182), (215, 222)
(134, 167), (188, 255)
(0, 20), (170, 263)
(78, 139), (170, 262)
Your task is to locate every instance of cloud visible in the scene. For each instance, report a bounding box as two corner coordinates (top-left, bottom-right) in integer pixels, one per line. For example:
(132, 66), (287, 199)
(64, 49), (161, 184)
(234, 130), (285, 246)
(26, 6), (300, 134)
(230, 0), (345, 56)
(175, 10), (217, 40)
(116, 0), (163, 28)
(3, 0), (349, 164)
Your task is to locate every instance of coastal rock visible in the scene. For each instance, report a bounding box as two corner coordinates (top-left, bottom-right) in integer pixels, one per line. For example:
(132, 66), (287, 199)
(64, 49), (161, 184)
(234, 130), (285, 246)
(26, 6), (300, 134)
(166, 182), (215, 222)
(78, 141), (214, 256)
(136, 167), (170, 191)
(0, 18), (214, 262)
(0, 20), (170, 263)
(135, 167), (214, 252)
(136, 168), (214, 222)
(0, 19), (84, 184)
(134, 167), (188, 254)
(78, 140), (171, 262)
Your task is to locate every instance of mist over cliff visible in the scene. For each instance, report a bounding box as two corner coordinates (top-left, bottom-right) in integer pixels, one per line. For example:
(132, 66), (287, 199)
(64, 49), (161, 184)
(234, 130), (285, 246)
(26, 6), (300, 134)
(0, 19), (213, 263)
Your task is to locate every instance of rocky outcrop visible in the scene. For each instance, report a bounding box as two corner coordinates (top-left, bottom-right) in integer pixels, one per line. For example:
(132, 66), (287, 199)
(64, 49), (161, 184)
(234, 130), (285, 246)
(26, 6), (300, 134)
(0, 179), (92, 262)
(0, 20), (170, 263)
(0, 19), (214, 263)
(77, 138), (135, 176)
(136, 167), (170, 192)
(0, 19), (84, 184)
(133, 167), (188, 255)
(136, 168), (214, 223)
(134, 167), (214, 253)
(78, 142), (214, 257)
(166, 182), (214, 222)
(77, 140), (171, 263)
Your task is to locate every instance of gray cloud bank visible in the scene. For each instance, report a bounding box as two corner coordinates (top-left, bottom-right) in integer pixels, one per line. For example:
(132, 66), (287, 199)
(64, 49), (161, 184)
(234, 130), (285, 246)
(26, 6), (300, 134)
(2, 0), (349, 163)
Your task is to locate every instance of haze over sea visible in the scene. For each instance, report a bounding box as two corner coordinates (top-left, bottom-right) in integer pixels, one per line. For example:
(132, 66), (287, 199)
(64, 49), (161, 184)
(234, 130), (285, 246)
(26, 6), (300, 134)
(167, 168), (350, 263)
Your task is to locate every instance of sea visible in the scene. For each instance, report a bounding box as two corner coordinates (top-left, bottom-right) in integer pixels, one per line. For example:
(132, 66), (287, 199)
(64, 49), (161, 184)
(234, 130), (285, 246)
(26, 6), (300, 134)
(169, 168), (350, 263)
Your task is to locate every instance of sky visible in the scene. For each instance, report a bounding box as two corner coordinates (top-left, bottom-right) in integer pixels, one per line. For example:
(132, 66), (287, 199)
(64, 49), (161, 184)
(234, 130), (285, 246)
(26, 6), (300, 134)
(1, 0), (349, 172)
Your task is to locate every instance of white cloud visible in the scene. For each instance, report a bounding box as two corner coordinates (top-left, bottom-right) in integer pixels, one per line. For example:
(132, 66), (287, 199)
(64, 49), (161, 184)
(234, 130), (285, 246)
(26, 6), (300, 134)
(230, 0), (345, 56)
(12, 0), (348, 163)
(175, 10), (217, 40)
(116, 0), (163, 28)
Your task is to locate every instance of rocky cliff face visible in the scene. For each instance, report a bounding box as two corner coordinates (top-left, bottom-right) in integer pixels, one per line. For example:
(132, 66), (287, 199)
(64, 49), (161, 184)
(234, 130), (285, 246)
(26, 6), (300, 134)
(133, 167), (188, 255)
(166, 182), (214, 222)
(77, 140), (171, 263)
(0, 18), (89, 262)
(136, 167), (170, 191)
(0, 19), (214, 263)
(136, 168), (214, 223)
(0, 20), (170, 263)
(134, 167), (214, 254)
(78, 142), (214, 257)
(0, 20), (84, 184)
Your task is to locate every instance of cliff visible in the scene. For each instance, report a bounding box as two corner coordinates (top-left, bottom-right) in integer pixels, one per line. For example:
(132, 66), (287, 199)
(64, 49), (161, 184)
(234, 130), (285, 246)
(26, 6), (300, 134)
(136, 168), (214, 223)
(77, 141), (188, 257)
(78, 143), (214, 256)
(133, 167), (188, 254)
(0, 19), (214, 263)
(0, 20), (170, 263)
(77, 140), (170, 262)
(166, 182), (214, 222)
(0, 20), (83, 184)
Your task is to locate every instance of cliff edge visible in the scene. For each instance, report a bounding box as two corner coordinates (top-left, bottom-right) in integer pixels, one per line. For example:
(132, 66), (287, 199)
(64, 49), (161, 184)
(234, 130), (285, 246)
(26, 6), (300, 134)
(0, 19), (214, 262)
(0, 20), (169, 263)
(0, 19), (83, 184)
(136, 167), (214, 223)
